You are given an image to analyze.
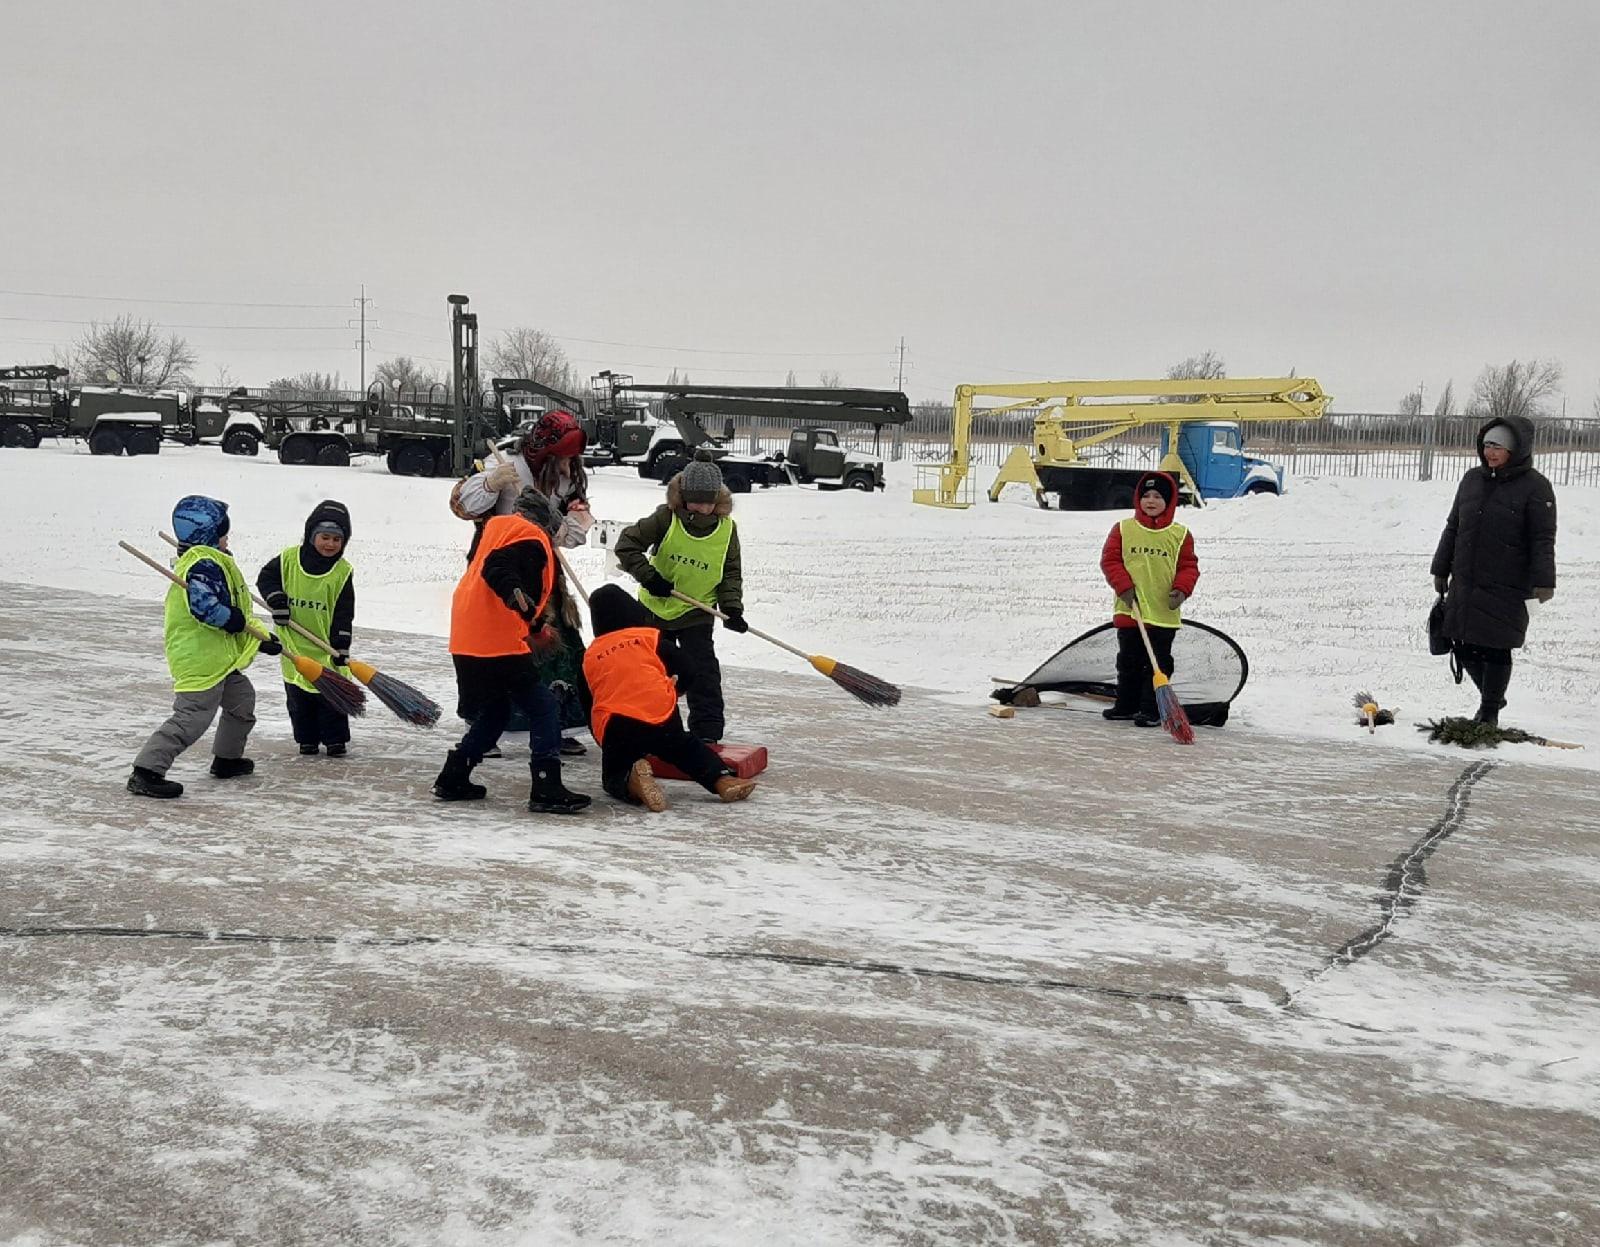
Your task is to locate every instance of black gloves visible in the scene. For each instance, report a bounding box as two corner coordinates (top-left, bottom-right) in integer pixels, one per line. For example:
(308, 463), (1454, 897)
(642, 571), (676, 599)
(1433, 574), (1449, 595)
(258, 634), (284, 656)
(329, 650), (349, 668)
(223, 606), (247, 634)
(722, 610), (749, 634)
(266, 593), (291, 626)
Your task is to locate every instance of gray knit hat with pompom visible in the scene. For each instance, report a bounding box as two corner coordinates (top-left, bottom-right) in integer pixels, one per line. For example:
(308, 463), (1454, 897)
(679, 450), (723, 504)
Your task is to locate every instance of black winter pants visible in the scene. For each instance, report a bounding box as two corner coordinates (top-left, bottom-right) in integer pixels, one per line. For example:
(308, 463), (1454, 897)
(664, 621), (725, 741)
(600, 710), (728, 803)
(1114, 624), (1176, 715)
(452, 654), (560, 763)
(284, 682), (351, 748)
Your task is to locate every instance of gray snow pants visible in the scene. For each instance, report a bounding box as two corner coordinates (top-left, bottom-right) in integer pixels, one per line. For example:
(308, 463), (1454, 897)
(133, 671), (257, 775)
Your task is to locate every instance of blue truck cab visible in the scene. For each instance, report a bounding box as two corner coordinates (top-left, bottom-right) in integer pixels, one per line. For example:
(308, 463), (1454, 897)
(1169, 421), (1285, 498)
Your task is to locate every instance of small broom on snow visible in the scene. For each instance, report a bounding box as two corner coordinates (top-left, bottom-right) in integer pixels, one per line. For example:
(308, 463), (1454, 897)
(668, 587), (901, 708)
(1131, 601), (1193, 744)
(157, 531), (440, 727)
(120, 540), (368, 718)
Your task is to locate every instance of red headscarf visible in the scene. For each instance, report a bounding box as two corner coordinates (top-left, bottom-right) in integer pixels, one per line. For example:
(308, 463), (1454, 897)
(521, 409), (586, 471)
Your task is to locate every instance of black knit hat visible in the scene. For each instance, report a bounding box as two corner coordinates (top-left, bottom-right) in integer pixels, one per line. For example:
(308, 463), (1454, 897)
(1136, 473), (1174, 506)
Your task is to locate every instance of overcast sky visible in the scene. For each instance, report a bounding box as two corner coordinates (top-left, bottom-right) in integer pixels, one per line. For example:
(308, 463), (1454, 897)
(4, 0), (1596, 411)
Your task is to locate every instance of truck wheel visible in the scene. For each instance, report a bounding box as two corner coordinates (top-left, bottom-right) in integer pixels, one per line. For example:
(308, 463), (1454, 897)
(124, 427), (162, 456)
(435, 445), (455, 478)
(844, 471), (875, 492)
(393, 442), (435, 477)
(722, 469), (751, 494)
(316, 442), (350, 467)
(279, 434), (316, 466)
(651, 451), (687, 483)
(1245, 481), (1278, 496)
(386, 449), (402, 474)
(89, 426), (126, 456)
(222, 429), (260, 456)
(2, 421), (39, 449)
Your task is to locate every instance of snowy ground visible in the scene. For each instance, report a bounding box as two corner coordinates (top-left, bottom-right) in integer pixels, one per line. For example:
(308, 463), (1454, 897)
(1, 443), (1597, 1244)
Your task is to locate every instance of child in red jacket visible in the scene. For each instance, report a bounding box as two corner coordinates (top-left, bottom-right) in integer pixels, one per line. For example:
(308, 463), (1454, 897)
(1099, 471), (1200, 725)
(581, 584), (756, 811)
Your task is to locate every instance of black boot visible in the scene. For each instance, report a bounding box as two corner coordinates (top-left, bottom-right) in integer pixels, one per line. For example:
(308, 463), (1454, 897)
(128, 766), (183, 798)
(299, 743), (320, 756)
(1475, 662), (1512, 726)
(210, 757), (255, 779)
(559, 735), (587, 757)
(432, 749), (486, 801)
(529, 756), (591, 815)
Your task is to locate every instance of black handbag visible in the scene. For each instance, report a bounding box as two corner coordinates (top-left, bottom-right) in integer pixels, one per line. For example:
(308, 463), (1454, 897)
(1427, 594), (1452, 656)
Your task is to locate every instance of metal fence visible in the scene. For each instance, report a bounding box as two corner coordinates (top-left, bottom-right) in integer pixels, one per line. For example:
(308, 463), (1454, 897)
(879, 408), (1600, 487)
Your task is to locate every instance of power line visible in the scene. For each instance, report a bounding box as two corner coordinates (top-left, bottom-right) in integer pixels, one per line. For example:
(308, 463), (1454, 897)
(0, 287), (346, 309)
(0, 315), (348, 331)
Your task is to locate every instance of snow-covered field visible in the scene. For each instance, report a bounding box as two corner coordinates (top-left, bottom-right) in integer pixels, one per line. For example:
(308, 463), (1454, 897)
(1, 442), (1597, 1245)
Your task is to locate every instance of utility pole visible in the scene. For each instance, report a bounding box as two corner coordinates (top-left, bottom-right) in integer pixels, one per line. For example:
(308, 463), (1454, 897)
(895, 336), (906, 390)
(350, 284), (374, 394)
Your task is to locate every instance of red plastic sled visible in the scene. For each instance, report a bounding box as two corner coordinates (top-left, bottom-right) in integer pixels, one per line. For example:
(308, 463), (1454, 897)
(648, 742), (769, 781)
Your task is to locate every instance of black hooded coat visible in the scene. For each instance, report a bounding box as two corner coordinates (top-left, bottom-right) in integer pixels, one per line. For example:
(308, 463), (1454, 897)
(1430, 415), (1557, 650)
(257, 500), (356, 653)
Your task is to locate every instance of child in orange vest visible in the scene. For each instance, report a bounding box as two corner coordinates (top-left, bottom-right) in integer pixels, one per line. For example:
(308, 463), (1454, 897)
(1099, 471), (1200, 725)
(581, 584), (756, 811)
(432, 489), (591, 813)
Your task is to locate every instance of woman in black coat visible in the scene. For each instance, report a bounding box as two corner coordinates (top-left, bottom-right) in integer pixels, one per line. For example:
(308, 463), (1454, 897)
(1430, 414), (1558, 724)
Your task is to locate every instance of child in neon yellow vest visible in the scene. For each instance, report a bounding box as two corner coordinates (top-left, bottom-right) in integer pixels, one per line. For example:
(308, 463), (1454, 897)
(257, 501), (356, 757)
(614, 452), (747, 743)
(1099, 472), (1200, 726)
(128, 495), (283, 799)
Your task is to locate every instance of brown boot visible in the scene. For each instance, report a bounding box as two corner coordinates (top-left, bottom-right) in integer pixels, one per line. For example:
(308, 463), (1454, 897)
(714, 775), (756, 803)
(627, 760), (669, 812)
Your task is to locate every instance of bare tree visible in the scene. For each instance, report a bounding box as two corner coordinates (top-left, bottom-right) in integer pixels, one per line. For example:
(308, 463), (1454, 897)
(1164, 351), (1227, 382)
(1397, 388), (1424, 417)
(784, 370), (798, 388)
(373, 355), (445, 399)
(1592, 388), (1600, 419)
(1468, 358), (1564, 421)
(818, 370), (843, 388)
(1433, 380), (1455, 419)
(213, 364), (240, 390)
(70, 315), (197, 389)
(266, 371), (345, 399)
(484, 327), (576, 391)
(664, 368), (690, 387)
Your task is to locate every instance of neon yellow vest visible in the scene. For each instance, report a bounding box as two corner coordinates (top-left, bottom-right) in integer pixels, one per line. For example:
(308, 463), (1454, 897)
(164, 545), (261, 693)
(639, 515), (733, 621)
(277, 544), (353, 692)
(1113, 517), (1188, 629)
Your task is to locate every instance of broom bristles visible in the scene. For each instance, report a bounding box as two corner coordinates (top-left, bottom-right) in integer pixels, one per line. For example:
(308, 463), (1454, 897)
(1153, 683), (1193, 744)
(829, 660), (902, 708)
(366, 667), (443, 728)
(313, 668), (368, 718)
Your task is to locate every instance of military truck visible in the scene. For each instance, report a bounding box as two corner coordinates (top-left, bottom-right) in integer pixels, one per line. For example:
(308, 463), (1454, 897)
(0, 365), (71, 448)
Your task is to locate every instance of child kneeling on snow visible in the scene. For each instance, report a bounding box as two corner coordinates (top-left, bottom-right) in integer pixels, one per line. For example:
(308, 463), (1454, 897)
(257, 500), (356, 757)
(581, 584), (756, 811)
(614, 449), (747, 744)
(1099, 471), (1199, 726)
(128, 496), (283, 799)
(432, 488), (591, 814)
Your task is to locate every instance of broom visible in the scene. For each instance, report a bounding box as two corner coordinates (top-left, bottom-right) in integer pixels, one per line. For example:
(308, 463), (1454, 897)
(667, 587), (900, 708)
(1131, 601), (1193, 744)
(158, 531), (440, 727)
(120, 540), (368, 718)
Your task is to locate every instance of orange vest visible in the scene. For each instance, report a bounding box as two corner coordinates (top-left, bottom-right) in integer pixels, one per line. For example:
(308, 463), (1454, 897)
(449, 514), (555, 657)
(582, 626), (679, 744)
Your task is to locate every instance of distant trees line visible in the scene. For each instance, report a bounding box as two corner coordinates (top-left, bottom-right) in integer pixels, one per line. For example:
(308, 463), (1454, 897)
(47, 318), (1600, 421)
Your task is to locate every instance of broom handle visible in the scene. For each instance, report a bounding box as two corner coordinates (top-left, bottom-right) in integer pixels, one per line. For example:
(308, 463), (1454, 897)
(667, 588), (811, 662)
(1130, 600), (1163, 670)
(160, 531), (338, 658)
(118, 541), (274, 644)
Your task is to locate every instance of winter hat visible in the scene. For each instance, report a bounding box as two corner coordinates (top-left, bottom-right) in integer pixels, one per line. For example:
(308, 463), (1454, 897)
(172, 495), (230, 547)
(1135, 473), (1175, 507)
(513, 485), (564, 537)
(1482, 423), (1517, 452)
(303, 499), (352, 545)
(588, 583), (656, 637)
(520, 410), (586, 471)
(679, 449), (724, 505)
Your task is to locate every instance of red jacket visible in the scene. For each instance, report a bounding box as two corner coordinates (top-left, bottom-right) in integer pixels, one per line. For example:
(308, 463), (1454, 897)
(1100, 472), (1199, 627)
